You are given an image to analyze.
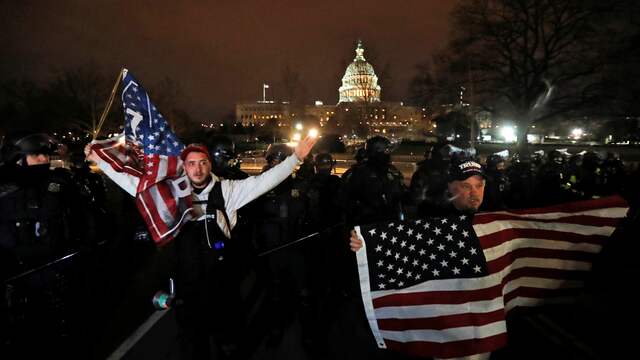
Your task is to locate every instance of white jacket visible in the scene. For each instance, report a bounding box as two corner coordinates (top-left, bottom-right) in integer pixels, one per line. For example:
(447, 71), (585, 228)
(97, 154), (301, 238)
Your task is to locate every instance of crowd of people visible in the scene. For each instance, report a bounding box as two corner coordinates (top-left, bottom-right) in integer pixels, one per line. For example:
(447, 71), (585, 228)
(1, 130), (636, 359)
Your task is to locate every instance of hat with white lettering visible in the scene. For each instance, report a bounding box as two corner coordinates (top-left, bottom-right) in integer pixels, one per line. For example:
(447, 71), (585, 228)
(448, 160), (485, 182)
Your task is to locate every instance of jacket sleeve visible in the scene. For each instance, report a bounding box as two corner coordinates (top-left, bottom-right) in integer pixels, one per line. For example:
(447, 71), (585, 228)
(96, 159), (139, 197)
(221, 154), (300, 213)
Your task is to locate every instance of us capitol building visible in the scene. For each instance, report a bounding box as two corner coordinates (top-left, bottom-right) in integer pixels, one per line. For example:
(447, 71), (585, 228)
(236, 41), (431, 139)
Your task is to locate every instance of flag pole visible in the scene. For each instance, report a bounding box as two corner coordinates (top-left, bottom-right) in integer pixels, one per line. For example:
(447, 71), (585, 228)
(93, 68), (125, 140)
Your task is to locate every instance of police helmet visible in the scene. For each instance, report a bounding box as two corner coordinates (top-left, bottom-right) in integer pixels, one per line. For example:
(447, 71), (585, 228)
(2, 131), (58, 163)
(207, 135), (235, 162)
(265, 143), (292, 163)
(314, 152), (335, 167)
(486, 154), (505, 169)
(365, 136), (391, 157)
(582, 151), (602, 167)
(548, 150), (565, 165)
(568, 154), (583, 167)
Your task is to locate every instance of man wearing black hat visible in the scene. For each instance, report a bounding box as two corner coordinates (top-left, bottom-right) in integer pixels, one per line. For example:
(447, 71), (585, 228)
(349, 160), (490, 360)
(350, 159), (486, 249)
(442, 159), (486, 215)
(350, 163), (489, 360)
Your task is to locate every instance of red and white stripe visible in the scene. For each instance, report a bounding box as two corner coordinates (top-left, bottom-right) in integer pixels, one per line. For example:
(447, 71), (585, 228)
(358, 196), (628, 359)
(91, 137), (143, 178)
(136, 154), (192, 245)
(91, 139), (193, 246)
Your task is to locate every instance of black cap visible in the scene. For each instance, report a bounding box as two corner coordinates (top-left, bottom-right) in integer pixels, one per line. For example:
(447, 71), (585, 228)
(448, 160), (485, 182)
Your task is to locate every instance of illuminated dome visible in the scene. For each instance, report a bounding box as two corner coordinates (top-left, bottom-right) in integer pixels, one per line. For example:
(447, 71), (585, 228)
(338, 41), (381, 103)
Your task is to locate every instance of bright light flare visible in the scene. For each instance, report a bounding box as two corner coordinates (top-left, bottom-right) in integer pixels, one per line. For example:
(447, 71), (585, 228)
(308, 129), (319, 138)
(500, 126), (517, 143)
(295, 123), (303, 131)
(571, 128), (583, 138)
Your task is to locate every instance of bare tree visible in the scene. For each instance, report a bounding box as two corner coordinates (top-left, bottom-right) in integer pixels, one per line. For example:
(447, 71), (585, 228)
(447, 0), (622, 149)
(48, 64), (115, 135)
(408, 59), (460, 110)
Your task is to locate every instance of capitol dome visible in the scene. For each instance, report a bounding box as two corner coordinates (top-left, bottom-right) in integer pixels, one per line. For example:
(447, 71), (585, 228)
(338, 41), (381, 103)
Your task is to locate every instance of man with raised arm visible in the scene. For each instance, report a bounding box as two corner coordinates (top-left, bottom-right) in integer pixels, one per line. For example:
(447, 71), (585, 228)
(86, 135), (316, 359)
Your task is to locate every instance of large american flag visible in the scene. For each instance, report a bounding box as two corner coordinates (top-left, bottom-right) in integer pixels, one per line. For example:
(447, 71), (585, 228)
(91, 69), (192, 245)
(354, 195), (628, 358)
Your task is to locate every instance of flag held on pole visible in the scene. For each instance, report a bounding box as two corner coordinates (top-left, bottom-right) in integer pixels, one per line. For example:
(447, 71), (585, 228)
(92, 69), (193, 245)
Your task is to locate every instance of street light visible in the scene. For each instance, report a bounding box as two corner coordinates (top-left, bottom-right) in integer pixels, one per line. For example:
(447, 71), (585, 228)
(500, 126), (517, 143)
(571, 128), (583, 139)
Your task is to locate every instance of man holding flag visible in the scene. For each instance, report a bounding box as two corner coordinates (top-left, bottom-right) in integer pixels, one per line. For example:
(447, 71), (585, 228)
(350, 159), (628, 359)
(85, 69), (316, 359)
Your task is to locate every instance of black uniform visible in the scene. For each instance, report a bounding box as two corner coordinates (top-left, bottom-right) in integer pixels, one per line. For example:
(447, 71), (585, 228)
(338, 137), (411, 360)
(342, 137), (406, 226)
(536, 151), (575, 206)
(343, 161), (406, 225)
(304, 154), (344, 349)
(481, 155), (510, 211)
(0, 163), (94, 357)
(505, 155), (537, 209)
(250, 171), (314, 350)
(410, 156), (450, 218)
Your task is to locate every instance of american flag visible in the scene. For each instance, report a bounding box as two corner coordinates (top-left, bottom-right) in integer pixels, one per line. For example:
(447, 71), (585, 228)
(354, 195), (628, 358)
(91, 69), (192, 245)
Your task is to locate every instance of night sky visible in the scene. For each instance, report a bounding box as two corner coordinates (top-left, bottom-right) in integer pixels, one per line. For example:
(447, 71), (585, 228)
(1, 0), (456, 121)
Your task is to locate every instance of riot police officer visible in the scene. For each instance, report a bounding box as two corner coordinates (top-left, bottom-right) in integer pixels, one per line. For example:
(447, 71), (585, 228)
(341, 147), (366, 180)
(505, 152), (537, 209)
(306, 153), (342, 229)
(207, 135), (248, 180)
(340, 136), (408, 359)
(342, 136), (406, 226)
(0, 132), (92, 273)
(481, 153), (510, 211)
(0, 131), (95, 357)
(601, 152), (625, 196)
(536, 149), (577, 206)
(252, 143), (312, 348)
(581, 151), (605, 199)
(409, 142), (452, 218)
(302, 152), (344, 350)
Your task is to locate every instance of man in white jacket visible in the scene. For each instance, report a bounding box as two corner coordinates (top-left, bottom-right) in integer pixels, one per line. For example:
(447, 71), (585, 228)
(85, 135), (316, 359)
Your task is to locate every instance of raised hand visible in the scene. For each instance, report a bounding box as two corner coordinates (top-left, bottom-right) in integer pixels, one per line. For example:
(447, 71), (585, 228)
(294, 135), (318, 161)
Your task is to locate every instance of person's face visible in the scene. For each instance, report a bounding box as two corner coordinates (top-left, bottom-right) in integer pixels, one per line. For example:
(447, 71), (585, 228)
(25, 153), (50, 166)
(184, 152), (211, 188)
(448, 175), (485, 212)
